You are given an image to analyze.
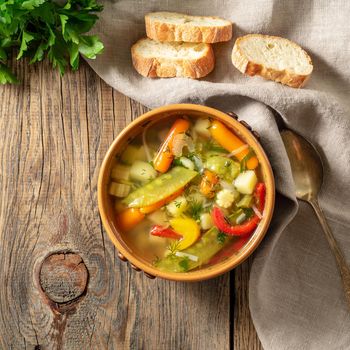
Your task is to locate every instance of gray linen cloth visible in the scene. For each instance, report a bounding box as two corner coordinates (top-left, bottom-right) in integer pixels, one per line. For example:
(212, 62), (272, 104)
(87, 1), (350, 349)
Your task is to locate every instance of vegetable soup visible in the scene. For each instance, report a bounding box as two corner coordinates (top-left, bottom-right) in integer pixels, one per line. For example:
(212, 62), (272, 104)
(108, 116), (266, 273)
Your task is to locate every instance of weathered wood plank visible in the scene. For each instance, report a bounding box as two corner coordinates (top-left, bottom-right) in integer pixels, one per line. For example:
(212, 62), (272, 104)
(234, 257), (263, 350)
(0, 59), (233, 349)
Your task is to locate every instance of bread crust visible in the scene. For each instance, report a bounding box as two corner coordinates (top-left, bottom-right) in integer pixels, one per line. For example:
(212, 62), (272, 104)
(131, 39), (215, 79)
(145, 12), (232, 43)
(231, 34), (313, 88)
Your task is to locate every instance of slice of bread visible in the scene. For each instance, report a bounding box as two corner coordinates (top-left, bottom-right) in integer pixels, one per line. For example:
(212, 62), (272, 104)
(232, 34), (313, 88)
(131, 38), (215, 79)
(145, 12), (232, 43)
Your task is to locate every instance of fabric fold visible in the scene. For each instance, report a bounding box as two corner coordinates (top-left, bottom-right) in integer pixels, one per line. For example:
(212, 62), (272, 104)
(86, 1), (350, 348)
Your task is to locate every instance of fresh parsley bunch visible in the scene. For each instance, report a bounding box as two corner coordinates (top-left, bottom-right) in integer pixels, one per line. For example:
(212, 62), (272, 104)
(0, 0), (104, 84)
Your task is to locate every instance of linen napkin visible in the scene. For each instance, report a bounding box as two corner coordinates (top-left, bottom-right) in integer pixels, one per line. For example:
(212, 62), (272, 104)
(86, 1), (350, 348)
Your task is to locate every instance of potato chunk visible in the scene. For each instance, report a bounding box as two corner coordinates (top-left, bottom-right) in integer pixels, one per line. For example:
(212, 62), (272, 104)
(234, 170), (257, 194)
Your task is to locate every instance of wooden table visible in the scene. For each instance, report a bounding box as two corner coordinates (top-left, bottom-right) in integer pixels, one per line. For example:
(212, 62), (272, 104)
(0, 59), (263, 349)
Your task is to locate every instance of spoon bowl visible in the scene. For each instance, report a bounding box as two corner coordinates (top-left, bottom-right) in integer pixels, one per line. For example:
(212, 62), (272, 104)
(281, 129), (350, 309)
(281, 130), (323, 201)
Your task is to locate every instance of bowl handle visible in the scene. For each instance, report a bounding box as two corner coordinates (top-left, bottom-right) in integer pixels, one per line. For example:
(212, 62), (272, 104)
(226, 111), (261, 142)
(117, 251), (157, 279)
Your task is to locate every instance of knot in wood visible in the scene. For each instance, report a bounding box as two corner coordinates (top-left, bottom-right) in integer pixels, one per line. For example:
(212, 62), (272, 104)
(39, 253), (88, 304)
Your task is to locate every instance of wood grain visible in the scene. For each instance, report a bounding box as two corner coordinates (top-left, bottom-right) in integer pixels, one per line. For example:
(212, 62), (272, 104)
(0, 58), (262, 349)
(234, 257), (263, 349)
(0, 56), (261, 350)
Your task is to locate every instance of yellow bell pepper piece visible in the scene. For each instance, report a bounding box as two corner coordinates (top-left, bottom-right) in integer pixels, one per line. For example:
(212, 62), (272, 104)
(170, 217), (200, 250)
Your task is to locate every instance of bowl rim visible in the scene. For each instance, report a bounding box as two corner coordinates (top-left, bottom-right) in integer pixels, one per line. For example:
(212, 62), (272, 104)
(98, 103), (275, 282)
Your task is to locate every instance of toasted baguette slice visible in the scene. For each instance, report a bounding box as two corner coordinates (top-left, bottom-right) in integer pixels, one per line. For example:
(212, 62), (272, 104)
(232, 34), (313, 88)
(145, 12), (232, 43)
(131, 38), (215, 79)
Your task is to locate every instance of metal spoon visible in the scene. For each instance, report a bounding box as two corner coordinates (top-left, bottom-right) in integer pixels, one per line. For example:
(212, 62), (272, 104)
(281, 129), (350, 308)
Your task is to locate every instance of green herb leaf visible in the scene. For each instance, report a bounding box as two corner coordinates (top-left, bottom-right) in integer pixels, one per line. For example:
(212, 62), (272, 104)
(0, 48), (7, 60)
(21, 0), (46, 10)
(172, 158), (182, 166)
(242, 207), (254, 219)
(0, 0), (104, 83)
(30, 27), (55, 64)
(60, 15), (69, 36)
(174, 200), (181, 208)
(187, 200), (203, 221)
(17, 31), (35, 59)
(68, 43), (79, 70)
(0, 63), (19, 84)
(217, 231), (227, 244)
(79, 35), (104, 59)
(30, 43), (46, 63)
(166, 240), (181, 256)
(179, 257), (190, 272)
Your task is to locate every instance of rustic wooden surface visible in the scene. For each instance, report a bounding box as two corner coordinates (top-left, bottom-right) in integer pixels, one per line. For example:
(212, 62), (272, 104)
(0, 58), (263, 350)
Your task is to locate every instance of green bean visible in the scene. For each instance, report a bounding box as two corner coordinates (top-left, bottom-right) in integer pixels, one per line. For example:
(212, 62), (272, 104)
(155, 227), (232, 272)
(123, 166), (198, 208)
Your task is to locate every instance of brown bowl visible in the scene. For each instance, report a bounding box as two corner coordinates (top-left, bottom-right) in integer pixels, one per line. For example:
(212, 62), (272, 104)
(98, 104), (275, 282)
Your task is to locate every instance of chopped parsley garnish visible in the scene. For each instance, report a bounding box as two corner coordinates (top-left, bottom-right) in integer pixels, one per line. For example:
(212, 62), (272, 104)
(217, 231), (227, 244)
(166, 241), (181, 256)
(174, 200), (181, 208)
(179, 257), (190, 272)
(187, 200), (203, 221)
(242, 208), (254, 219)
(173, 158), (182, 166)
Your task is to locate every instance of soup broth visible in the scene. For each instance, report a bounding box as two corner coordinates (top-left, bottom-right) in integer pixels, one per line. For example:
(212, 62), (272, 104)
(108, 115), (266, 273)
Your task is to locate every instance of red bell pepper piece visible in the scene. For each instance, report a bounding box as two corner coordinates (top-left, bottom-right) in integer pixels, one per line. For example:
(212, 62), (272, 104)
(212, 207), (260, 236)
(150, 225), (182, 240)
(254, 182), (266, 213)
(211, 182), (266, 236)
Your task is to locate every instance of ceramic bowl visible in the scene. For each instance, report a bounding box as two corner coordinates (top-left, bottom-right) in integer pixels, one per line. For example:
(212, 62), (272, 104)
(98, 104), (275, 281)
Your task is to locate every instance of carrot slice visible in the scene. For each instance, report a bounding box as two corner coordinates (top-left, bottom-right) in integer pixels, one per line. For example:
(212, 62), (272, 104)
(139, 188), (184, 214)
(200, 170), (219, 198)
(117, 208), (145, 232)
(153, 119), (190, 173)
(210, 120), (259, 169)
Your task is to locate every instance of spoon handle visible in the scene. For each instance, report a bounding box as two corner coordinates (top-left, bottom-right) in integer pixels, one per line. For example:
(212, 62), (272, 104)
(309, 199), (350, 309)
